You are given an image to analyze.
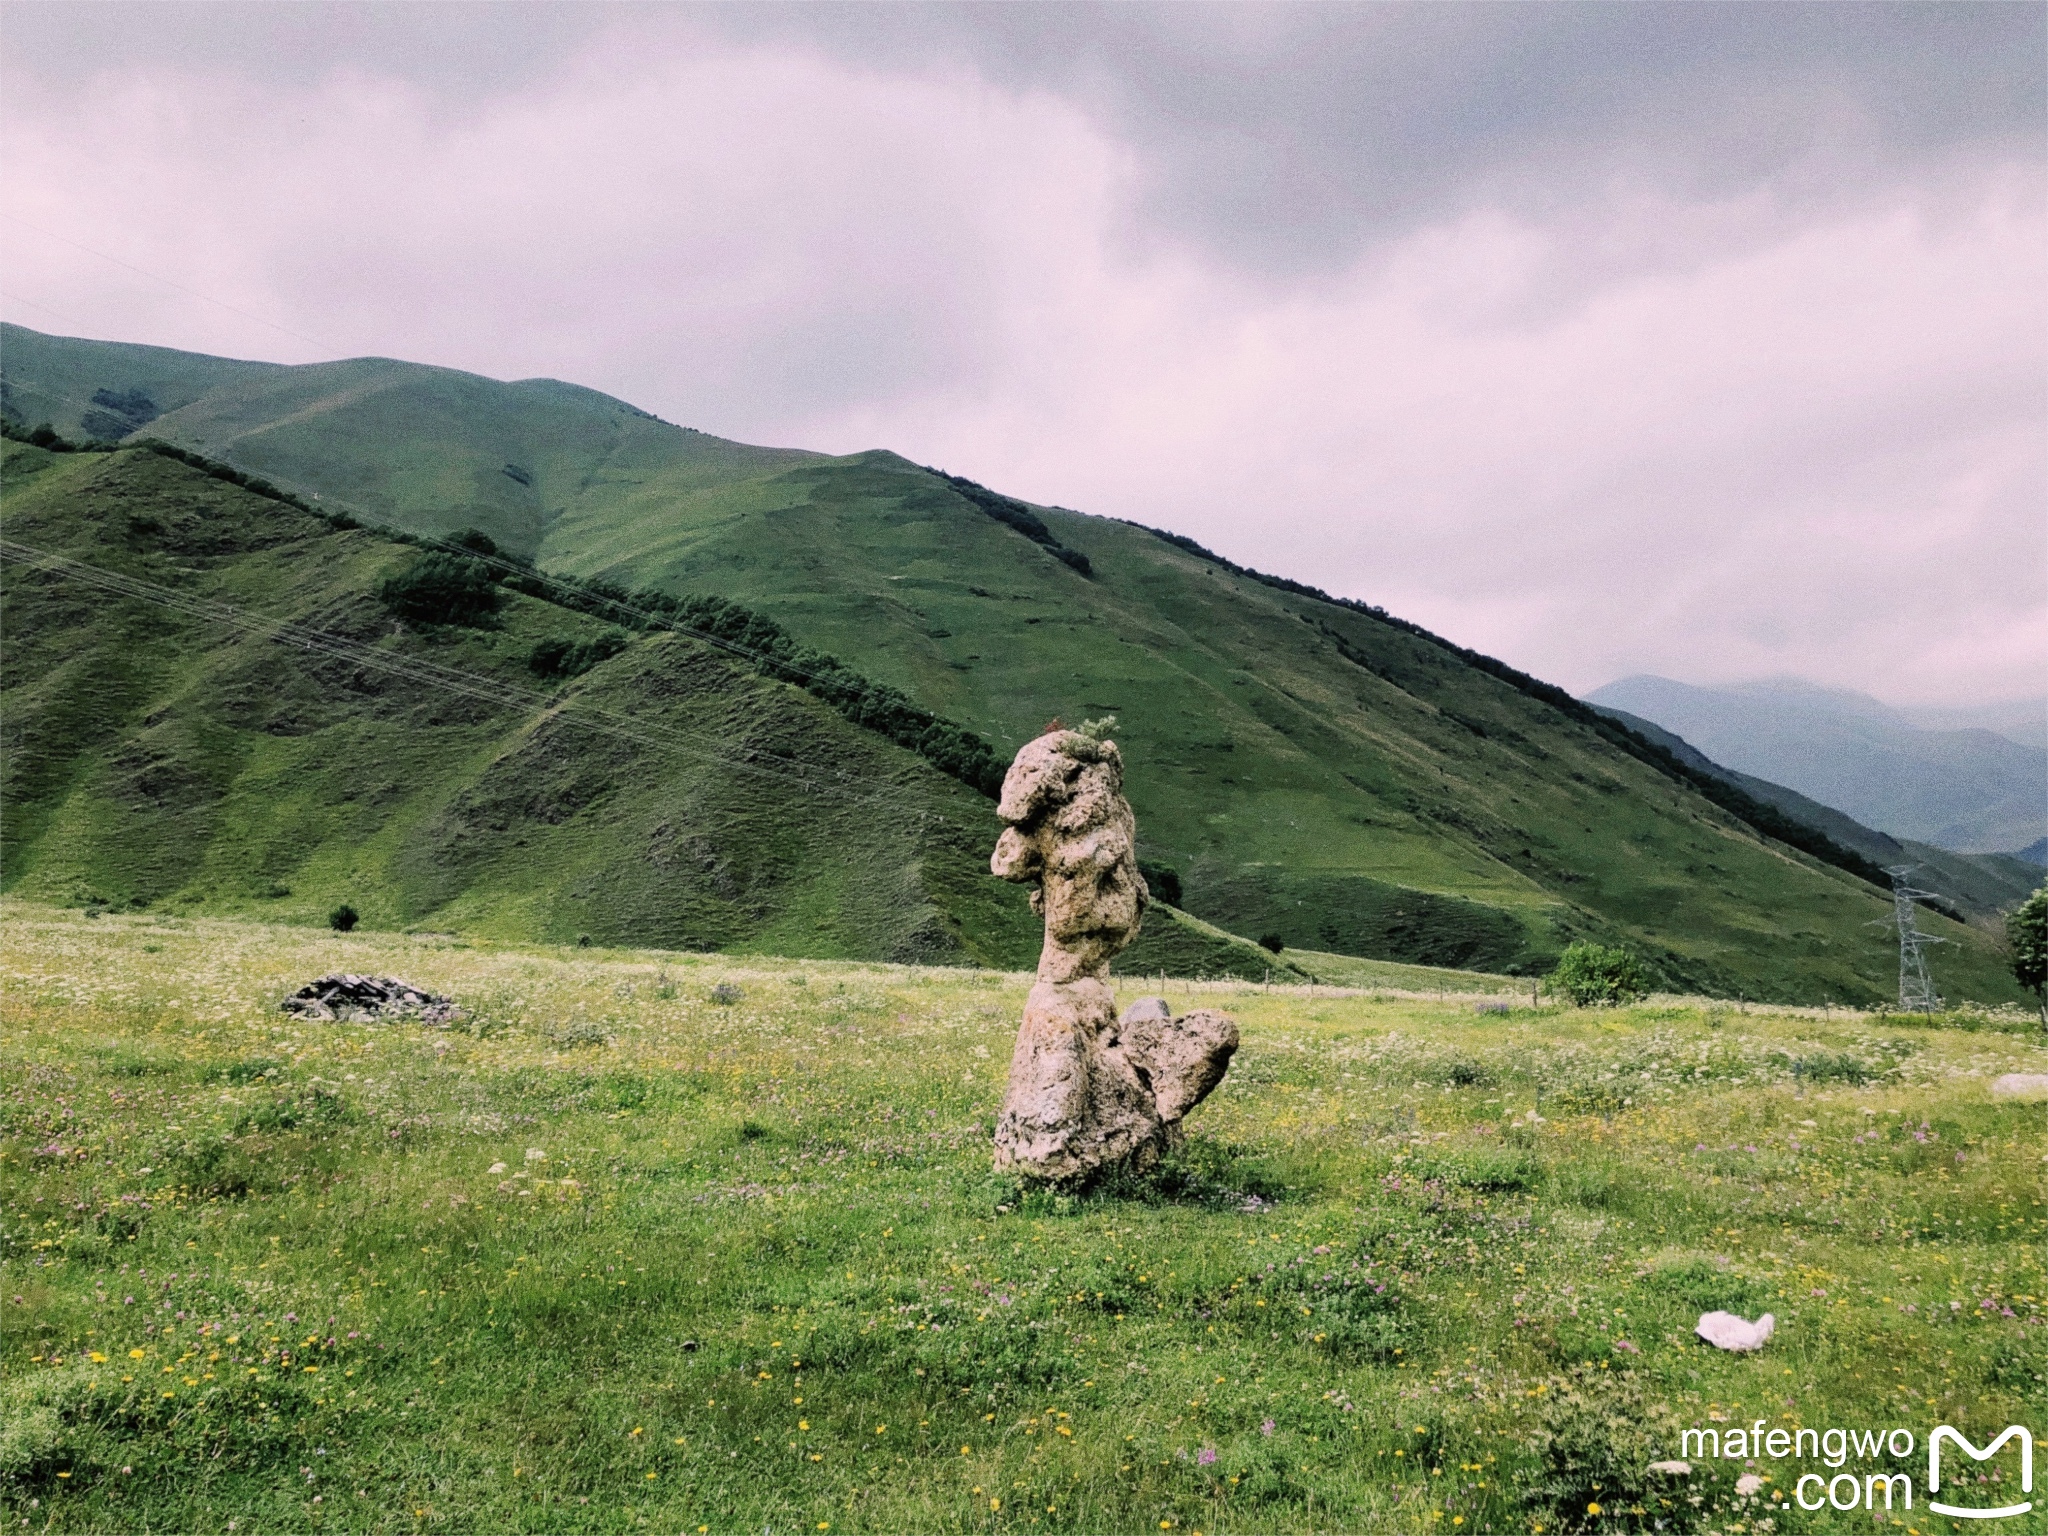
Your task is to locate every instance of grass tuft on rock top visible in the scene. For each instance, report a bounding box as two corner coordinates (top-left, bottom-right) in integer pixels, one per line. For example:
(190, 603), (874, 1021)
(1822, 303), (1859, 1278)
(3, 903), (2042, 1531)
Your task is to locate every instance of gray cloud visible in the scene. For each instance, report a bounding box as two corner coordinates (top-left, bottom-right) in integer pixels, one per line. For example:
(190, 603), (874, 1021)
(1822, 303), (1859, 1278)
(0, 2), (2038, 705)
(678, 2), (2048, 275)
(15, 3), (2039, 275)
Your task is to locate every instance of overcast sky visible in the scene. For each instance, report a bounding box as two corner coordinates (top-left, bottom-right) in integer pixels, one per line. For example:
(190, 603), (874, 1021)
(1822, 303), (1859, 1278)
(3, 1), (2041, 707)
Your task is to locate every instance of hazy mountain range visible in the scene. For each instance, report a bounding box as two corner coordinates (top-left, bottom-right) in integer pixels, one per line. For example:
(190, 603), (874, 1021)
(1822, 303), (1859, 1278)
(1585, 676), (2045, 857)
(1588, 706), (2041, 924)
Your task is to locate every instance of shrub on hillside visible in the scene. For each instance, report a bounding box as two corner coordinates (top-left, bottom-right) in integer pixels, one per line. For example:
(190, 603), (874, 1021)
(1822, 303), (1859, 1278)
(2007, 885), (2047, 1024)
(328, 903), (359, 933)
(375, 552), (502, 626)
(1548, 941), (1648, 1006)
(449, 527), (500, 557)
(1259, 933), (1285, 954)
(0, 419), (114, 453)
(528, 631), (630, 680)
(932, 469), (1094, 577)
(1138, 860), (1183, 907)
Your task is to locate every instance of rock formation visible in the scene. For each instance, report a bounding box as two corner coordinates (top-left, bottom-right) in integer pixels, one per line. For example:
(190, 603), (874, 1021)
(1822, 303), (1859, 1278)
(283, 973), (458, 1024)
(1694, 1310), (1775, 1352)
(989, 726), (1237, 1180)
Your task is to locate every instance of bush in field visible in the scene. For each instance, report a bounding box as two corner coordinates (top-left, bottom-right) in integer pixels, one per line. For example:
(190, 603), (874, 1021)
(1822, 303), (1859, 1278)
(2007, 885), (2047, 1024)
(528, 630), (629, 680)
(328, 903), (359, 932)
(1, 1359), (307, 1491)
(1548, 941), (1648, 1006)
(1138, 860), (1183, 908)
(1522, 1365), (1682, 1531)
(448, 527), (500, 558)
(375, 552), (502, 626)
(1259, 932), (1285, 955)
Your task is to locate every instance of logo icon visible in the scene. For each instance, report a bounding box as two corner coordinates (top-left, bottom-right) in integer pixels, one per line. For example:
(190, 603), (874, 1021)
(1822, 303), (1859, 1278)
(1929, 1425), (2033, 1520)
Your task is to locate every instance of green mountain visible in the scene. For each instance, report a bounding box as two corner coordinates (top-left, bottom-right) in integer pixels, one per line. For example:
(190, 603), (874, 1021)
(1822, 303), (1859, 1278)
(0, 437), (1311, 984)
(1, 322), (2027, 1005)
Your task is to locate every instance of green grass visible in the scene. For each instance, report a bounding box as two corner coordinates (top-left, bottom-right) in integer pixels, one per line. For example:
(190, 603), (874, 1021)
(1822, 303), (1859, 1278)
(5, 322), (2028, 1005)
(4, 904), (2042, 1532)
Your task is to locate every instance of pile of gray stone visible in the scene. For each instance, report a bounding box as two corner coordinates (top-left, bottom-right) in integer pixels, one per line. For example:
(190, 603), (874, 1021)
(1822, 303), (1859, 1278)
(282, 974), (458, 1024)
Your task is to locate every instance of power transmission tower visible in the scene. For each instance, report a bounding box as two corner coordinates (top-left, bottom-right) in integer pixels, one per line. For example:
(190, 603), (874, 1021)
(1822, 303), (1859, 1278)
(1880, 865), (1945, 1012)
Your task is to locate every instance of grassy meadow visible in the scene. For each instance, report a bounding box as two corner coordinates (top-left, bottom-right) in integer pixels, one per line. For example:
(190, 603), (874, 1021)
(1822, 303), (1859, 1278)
(3, 902), (2043, 1534)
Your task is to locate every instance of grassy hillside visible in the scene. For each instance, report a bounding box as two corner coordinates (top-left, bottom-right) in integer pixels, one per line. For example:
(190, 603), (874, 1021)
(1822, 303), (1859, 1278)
(4, 907), (2043, 1530)
(2, 324), (2027, 1005)
(0, 439), (1343, 985)
(0, 321), (818, 563)
(0, 441), (1003, 961)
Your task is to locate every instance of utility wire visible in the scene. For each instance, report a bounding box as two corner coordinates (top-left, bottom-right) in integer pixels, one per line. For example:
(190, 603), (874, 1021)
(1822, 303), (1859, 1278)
(0, 213), (334, 352)
(163, 447), (919, 703)
(0, 324), (981, 730)
(0, 538), (952, 819)
(0, 287), (99, 335)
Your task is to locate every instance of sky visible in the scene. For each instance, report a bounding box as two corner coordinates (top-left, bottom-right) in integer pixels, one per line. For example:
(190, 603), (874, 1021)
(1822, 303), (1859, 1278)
(2, 1), (2042, 708)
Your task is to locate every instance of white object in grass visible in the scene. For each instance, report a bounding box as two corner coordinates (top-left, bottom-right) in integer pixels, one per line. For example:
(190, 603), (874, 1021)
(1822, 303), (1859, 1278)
(1990, 1074), (2048, 1101)
(1695, 1311), (1774, 1351)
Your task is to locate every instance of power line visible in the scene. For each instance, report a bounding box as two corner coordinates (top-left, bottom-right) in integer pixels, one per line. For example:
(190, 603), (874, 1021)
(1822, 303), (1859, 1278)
(181, 450), (919, 703)
(0, 538), (951, 822)
(0, 287), (99, 334)
(0, 213), (334, 352)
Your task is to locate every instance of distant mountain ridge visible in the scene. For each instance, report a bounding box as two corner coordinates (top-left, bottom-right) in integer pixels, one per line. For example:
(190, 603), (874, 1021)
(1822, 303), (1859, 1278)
(1585, 675), (2047, 855)
(1591, 705), (2041, 921)
(1895, 698), (2046, 753)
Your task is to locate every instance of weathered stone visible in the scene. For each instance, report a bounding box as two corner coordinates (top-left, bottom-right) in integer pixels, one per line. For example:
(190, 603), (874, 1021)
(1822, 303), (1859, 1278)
(990, 730), (1149, 985)
(1695, 1310), (1774, 1352)
(1122, 1008), (1239, 1124)
(990, 728), (1235, 1180)
(1119, 996), (1172, 1026)
(1990, 1073), (2048, 1101)
(283, 973), (458, 1024)
(994, 977), (1161, 1180)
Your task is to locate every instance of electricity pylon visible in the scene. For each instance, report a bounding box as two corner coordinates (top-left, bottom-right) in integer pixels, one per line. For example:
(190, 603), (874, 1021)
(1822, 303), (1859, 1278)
(1879, 865), (1945, 1012)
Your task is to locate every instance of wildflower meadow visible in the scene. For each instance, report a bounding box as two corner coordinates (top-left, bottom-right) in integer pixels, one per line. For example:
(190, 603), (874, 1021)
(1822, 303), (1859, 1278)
(2, 902), (2042, 1533)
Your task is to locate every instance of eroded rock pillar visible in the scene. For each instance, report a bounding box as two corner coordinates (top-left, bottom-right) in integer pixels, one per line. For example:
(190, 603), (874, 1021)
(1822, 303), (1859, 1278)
(989, 726), (1236, 1181)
